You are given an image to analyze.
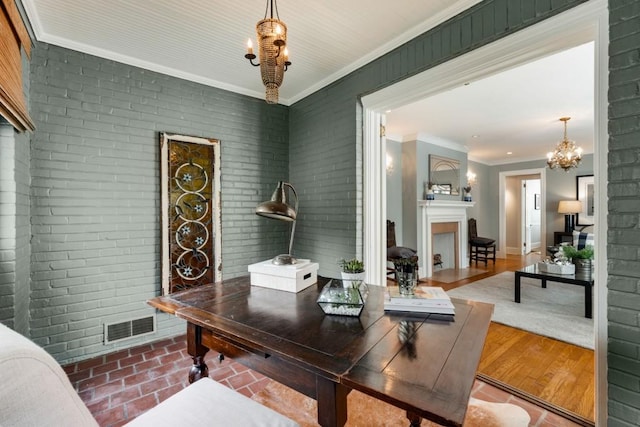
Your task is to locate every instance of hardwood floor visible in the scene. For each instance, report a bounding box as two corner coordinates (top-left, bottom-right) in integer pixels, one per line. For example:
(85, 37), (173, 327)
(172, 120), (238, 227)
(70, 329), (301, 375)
(479, 323), (595, 422)
(418, 253), (596, 425)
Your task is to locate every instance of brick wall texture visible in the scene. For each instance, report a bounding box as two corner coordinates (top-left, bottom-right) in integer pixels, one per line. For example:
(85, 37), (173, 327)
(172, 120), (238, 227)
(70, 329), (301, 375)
(0, 122), (17, 330)
(607, 1), (640, 425)
(27, 43), (289, 362)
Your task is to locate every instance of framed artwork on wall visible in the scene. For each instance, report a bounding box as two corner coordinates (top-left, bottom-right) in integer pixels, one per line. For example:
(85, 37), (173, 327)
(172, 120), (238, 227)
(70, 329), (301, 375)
(160, 132), (222, 295)
(576, 174), (595, 226)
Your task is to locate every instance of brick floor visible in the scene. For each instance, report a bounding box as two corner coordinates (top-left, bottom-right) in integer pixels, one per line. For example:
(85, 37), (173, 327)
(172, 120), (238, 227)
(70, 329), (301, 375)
(64, 335), (583, 427)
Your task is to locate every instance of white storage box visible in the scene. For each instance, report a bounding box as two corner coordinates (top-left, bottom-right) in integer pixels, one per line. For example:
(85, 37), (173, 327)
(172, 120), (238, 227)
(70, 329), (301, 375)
(248, 259), (319, 293)
(537, 262), (575, 275)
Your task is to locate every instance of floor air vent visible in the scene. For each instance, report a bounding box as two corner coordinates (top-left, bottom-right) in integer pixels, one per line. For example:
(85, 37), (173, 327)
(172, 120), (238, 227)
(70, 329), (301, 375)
(104, 315), (155, 344)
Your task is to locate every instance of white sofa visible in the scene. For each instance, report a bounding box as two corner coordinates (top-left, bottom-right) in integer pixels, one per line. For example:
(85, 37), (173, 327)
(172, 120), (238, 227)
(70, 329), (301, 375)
(0, 322), (299, 427)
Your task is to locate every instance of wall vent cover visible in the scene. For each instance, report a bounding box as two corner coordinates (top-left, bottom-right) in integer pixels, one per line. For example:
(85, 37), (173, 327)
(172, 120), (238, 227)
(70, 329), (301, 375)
(104, 315), (155, 344)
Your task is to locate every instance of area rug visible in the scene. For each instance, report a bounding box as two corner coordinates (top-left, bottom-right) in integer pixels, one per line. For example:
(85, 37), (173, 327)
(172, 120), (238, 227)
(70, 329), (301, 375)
(251, 380), (530, 427)
(429, 267), (487, 283)
(447, 271), (594, 349)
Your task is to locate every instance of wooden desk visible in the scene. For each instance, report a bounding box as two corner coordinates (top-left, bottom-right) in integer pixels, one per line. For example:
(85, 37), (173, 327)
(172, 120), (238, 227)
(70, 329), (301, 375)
(148, 277), (493, 427)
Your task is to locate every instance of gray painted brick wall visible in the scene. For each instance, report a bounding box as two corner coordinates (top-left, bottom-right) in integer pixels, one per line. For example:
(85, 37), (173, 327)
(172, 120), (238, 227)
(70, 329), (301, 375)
(0, 118), (29, 337)
(608, 1), (640, 425)
(14, 124), (31, 336)
(15, 48), (32, 336)
(28, 43), (289, 363)
(0, 122), (17, 330)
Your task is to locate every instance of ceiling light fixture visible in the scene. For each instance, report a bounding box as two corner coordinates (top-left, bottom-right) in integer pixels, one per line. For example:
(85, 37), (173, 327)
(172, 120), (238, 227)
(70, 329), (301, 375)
(547, 117), (583, 171)
(245, 0), (291, 104)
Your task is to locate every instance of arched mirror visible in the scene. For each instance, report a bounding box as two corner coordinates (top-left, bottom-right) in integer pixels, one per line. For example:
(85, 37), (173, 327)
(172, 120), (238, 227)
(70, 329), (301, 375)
(429, 155), (460, 195)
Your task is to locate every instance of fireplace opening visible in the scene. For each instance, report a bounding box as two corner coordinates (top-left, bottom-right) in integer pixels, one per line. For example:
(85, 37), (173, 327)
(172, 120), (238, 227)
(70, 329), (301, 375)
(431, 222), (459, 271)
(418, 200), (473, 278)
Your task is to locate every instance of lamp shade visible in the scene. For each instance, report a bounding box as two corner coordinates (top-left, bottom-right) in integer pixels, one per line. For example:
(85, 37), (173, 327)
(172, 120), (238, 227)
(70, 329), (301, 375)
(256, 182), (296, 221)
(558, 200), (582, 214)
(255, 201), (296, 221)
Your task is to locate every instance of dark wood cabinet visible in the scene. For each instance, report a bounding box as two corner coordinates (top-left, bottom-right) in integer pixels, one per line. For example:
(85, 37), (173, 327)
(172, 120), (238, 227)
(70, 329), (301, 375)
(554, 231), (573, 245)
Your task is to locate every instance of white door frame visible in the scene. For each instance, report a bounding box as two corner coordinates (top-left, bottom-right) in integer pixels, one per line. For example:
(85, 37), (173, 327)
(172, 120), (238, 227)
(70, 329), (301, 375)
(362, 1), (608, 424)
(498, 168), (546, 258)
(522, 178), (542, 254)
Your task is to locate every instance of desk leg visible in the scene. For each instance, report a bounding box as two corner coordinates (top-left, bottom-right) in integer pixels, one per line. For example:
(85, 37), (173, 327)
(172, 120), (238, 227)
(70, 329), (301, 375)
(541, 278), (547, 289)
(585, 282), (593, 319)
(316, 377), (348, 427)
(515, 273), (521, 303)
(187, 323), (209, 383)
(407, 411), (422, 426)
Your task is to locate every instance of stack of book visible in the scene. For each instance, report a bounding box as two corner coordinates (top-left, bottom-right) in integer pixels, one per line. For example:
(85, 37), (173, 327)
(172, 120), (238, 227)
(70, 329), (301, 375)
(384, 286), (455, 315)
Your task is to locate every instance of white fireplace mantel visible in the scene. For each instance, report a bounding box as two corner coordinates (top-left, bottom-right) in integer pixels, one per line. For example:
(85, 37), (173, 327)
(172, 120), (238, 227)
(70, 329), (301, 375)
(418, 200), (475, 278)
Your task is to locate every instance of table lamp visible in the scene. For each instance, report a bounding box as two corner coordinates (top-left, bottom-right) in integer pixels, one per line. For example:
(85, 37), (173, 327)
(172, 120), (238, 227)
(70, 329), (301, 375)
(558, 200), (582, 233)
(255, 181), (299, 265)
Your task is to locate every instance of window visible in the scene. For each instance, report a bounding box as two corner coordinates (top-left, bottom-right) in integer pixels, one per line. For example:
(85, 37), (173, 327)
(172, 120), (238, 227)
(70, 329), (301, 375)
(0, 0), (34, 132)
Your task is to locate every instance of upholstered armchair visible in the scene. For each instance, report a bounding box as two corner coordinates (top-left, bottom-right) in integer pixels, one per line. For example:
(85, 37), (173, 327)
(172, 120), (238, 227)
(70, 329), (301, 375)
(0, 323), (298, 427)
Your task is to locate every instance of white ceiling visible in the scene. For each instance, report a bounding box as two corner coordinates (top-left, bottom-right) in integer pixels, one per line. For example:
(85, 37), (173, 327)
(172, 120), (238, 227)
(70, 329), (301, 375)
(385, 42), (595, 165)
(21, 0), (594, 165)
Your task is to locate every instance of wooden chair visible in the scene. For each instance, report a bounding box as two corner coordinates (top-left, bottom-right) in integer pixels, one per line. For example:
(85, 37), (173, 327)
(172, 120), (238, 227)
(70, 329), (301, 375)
(468, 218), (496, 265)
(387, 220), (418, 279)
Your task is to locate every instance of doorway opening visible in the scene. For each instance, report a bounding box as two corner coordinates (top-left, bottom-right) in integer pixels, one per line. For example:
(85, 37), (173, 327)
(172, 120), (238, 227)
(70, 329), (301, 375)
(504, 174), (543, 255)
(362, 1), (608, 424)
(499, 168), (546, 258)
(522, 177), (542, 255)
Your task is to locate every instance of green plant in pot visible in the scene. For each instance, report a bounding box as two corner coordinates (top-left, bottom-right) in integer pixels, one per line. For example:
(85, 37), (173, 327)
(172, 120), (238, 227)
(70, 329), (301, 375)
(338, 258), (364, 288)
(562, 245), (594, 275)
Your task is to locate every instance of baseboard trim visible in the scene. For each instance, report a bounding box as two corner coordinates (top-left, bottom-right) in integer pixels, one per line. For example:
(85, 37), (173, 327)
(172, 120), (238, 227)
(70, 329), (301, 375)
(476, 373), (595, 427)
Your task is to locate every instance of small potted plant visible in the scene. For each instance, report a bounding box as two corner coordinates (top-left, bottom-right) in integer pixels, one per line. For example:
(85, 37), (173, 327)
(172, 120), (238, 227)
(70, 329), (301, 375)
(338, 258), (364, 288)
(562, 245), (594, 275)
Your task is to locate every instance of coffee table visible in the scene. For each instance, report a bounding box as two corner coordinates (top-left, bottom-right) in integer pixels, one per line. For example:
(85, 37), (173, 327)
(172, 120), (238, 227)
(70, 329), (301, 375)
(515, 264), (594, 318)
(148, 277), (493, 427)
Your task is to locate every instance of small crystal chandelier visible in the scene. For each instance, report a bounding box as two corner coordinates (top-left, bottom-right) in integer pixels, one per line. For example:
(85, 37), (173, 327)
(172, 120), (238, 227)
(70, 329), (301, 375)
(244, 0), (291, 104)
(547, 117), (583, 171)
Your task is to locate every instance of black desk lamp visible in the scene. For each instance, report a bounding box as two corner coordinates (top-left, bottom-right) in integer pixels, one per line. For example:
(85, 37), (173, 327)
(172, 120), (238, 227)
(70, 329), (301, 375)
(256, 181), (299, 265)
(558, 200), (582, 233)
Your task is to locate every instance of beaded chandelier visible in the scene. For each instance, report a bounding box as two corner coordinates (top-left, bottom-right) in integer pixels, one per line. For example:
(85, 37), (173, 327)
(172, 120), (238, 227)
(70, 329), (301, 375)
(547, 117), (583, 171)
(244, 0), (291, 104)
